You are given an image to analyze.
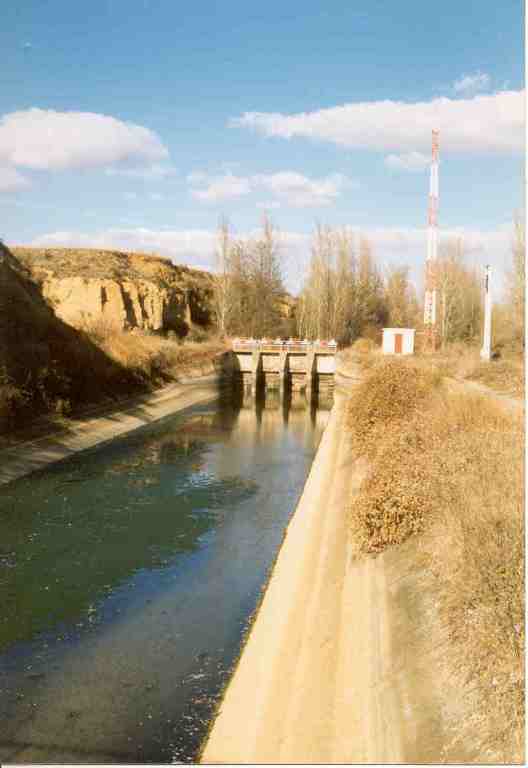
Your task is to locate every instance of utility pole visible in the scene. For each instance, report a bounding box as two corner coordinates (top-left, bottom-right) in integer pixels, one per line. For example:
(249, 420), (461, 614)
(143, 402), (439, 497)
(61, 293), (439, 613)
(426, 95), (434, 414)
(423, 130), (439, 353)
(480, 264), (492, 361)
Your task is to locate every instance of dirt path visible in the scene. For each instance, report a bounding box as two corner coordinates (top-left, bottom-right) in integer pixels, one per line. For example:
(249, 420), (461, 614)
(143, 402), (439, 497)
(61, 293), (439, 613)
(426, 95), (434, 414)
(0, 377), (218, 486)
(446, 376), (524, 414)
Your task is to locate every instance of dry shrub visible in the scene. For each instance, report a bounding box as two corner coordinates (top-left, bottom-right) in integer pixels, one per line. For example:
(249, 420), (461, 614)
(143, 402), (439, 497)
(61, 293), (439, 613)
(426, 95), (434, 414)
(346, 357), (440, 457)
(414, 340), (524, 399)
(427, 399), (524, 762)
(348, 372), (524, 760)
(337, 345), (380, 377)
(469, 358), (524, 398)
(83, 319), (226, 383)
(351, 337), (375, 354)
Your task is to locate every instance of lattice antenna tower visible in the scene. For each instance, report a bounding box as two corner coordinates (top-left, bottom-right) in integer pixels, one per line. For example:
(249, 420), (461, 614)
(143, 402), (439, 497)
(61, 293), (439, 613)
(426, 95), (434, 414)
(423, 129), (439, 352)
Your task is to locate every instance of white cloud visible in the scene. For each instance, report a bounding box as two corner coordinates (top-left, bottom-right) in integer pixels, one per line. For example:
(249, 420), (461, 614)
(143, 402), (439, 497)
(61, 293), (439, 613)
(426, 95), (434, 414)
(384, 151), (430, 172)
(453, 71), (491, 94)
(105, 163), (177, 180)
(256, 200), (281, 210)
(0, 108), (168, 172)
(188, 170), (353, 207)
(0, 166), (30, 191)
(232, 90), (524, 154)
(188, 172), (252, 202)
(254, 171), (351, 207)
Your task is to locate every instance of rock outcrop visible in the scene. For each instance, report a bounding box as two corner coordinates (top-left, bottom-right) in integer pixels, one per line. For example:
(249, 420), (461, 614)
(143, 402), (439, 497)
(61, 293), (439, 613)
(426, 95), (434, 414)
(11, 247), (215, 335)
(0, 244), (145, 432)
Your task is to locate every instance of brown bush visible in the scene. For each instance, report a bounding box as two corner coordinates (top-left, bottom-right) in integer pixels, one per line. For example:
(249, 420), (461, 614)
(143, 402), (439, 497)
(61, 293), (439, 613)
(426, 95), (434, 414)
(351, 337), (375, 354)
(347, 372), (524, 761)
(346, 357), (441, 457)
(428, 397), (524, 762)
(469, 358), (524, 398)
(82, 319), (225, 384)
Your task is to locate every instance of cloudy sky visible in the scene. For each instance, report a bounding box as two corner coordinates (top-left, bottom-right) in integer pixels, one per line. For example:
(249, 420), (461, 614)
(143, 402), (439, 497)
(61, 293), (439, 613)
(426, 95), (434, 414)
(1, 0), (524, 293)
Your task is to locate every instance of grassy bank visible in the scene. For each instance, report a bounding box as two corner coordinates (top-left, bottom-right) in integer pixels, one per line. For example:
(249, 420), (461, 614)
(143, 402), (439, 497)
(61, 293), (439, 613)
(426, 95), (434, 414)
(339, 339), (524, 398)
(84, 317), (225, 384)
(346, 358), (524, 762)
(1, 322), (225, 435)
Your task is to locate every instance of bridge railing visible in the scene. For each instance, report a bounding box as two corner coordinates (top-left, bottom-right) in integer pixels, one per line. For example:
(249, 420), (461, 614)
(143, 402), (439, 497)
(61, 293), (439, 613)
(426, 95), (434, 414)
(232, 337), (338, 353)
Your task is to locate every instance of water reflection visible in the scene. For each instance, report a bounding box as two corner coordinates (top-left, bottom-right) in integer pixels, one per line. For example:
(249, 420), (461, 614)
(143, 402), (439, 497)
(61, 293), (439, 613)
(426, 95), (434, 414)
(0, 392), (332, 764)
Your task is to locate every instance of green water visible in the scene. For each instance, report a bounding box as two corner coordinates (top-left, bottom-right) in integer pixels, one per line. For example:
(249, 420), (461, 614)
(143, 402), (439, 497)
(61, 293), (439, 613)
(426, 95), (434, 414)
(0, 392), (330, 763)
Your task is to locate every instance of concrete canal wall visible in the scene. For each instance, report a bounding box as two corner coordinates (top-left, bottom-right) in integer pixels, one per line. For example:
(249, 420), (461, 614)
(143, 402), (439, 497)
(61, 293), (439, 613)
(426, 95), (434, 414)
(202, 368), (452, 763)
(0, 377), (219, 487)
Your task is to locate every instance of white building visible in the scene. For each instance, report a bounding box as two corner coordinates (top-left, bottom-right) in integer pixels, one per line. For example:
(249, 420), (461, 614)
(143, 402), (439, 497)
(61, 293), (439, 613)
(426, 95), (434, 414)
(382, 328), (415, 355)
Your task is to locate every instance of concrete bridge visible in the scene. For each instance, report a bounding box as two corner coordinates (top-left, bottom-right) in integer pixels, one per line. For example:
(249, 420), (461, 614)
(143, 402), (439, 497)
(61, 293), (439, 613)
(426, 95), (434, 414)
(231, 338), (337, 400)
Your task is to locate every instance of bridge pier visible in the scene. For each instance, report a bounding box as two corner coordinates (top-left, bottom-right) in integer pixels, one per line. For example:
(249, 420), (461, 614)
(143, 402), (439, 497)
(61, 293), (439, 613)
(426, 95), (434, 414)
(232, 340), (336, 403)
(251, 349), (262, 396)
(278, 350), (288, 399)
(305, 351), (315, 403)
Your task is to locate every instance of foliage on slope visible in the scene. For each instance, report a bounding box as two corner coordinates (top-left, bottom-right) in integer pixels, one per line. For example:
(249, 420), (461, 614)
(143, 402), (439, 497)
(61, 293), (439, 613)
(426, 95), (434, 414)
(346, 357), (524, 761)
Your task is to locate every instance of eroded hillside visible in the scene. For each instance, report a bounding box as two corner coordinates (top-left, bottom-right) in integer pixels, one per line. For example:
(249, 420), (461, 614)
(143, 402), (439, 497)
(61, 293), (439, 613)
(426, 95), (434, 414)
(0, 244), (147, 432)
(11, 247), (215, 335)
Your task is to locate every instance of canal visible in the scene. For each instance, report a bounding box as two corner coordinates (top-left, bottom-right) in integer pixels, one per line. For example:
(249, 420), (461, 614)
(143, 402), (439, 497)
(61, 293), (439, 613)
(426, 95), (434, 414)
(0, 391), (331, 763)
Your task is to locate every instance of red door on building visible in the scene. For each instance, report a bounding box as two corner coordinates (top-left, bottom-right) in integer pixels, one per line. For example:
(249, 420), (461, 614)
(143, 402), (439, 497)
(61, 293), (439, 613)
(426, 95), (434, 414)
(394, 333), (403, 354)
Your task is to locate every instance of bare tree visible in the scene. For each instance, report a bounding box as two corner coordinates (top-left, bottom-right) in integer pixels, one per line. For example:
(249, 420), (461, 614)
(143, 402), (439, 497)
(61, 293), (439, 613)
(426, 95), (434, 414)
(506, 213), (525, 346)
(437, 238), (482, 345)
(298, 227), (387, 344)
(298, 225), (336, 340)
(333, 227), (356, 343)
(385, 264), (418, 328)
(212, 216), (234, 338)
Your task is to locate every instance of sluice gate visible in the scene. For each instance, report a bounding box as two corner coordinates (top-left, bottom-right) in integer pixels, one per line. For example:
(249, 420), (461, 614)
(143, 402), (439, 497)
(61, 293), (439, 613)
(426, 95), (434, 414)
(231, 338), (337, 401)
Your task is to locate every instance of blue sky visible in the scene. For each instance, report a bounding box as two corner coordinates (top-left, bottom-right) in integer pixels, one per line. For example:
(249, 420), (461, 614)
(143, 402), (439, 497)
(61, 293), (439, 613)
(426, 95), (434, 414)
(1, 0), (524, 292)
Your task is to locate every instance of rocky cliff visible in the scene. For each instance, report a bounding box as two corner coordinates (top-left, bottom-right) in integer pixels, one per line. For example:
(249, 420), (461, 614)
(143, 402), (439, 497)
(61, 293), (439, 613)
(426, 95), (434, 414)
(1, 244), (149, 432)
(11, 247), (215, 336)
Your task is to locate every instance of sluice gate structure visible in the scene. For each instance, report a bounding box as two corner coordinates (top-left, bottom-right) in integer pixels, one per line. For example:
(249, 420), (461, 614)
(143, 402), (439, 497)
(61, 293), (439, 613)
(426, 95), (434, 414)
(231, 338), (337, 400)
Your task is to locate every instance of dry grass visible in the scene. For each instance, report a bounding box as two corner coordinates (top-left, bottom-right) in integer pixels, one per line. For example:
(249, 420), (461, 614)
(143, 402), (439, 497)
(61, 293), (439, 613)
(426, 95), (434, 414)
(84, 317), (226, 384)
(427, 400), (524, 762)
(468, 357), (524, 398)
(11, 246), (215, 291)
(351, 337), (376, 354)
(418, 342), (525, 398)
(346, 358), (524, 761)
(346, 357), (441, 459)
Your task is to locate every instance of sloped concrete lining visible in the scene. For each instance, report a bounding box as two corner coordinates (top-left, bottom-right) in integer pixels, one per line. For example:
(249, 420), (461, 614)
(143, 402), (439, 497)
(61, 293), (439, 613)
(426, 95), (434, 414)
(201, 388), (456, 764)
(201, 393), (357, 763)
(0, 378), (218, 487)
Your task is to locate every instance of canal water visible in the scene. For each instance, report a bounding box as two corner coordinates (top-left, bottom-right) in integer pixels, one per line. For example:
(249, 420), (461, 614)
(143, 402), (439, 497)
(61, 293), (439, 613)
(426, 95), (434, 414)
(0, 391), (331, 764)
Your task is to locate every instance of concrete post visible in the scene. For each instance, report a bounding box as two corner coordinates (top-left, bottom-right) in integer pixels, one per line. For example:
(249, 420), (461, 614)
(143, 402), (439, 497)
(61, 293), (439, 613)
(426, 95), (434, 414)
(251, 349), (261, 395)
(305, 352), (315, 402)
(480, 265), (492, 361)
(279, 350), (288, 399)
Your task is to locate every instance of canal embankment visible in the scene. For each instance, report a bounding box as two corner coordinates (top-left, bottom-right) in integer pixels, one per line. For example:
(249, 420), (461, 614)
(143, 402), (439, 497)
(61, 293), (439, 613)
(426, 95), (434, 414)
(0, 374), (219, 486)
(203, 388), (436, 764)
(202, 355), (524, 763)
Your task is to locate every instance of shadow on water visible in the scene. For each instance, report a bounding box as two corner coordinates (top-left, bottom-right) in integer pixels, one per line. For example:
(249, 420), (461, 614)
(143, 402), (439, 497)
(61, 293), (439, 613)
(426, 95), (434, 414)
(0, 388), (332, 764)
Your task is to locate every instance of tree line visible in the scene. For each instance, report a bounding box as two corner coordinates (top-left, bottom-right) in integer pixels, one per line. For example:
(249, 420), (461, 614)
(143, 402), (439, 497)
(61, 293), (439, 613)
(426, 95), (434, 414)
(212, 214), (525, 350)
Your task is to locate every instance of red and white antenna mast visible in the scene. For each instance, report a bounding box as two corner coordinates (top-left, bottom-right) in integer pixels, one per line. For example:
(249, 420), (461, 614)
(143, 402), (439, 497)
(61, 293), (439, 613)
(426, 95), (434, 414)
(423, 129), (439, 352)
